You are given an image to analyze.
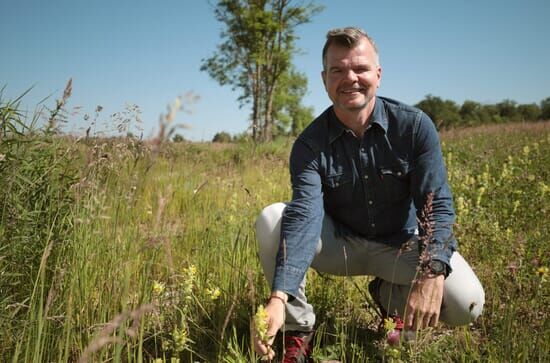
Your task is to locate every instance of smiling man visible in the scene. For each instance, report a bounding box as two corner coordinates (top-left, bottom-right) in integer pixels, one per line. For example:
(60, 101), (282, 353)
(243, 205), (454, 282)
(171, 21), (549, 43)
(254, 27), (485, 362)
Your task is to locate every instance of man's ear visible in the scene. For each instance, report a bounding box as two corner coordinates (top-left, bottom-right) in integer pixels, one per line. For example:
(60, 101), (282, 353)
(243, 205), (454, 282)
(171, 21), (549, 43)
(321, 70), (327, 90)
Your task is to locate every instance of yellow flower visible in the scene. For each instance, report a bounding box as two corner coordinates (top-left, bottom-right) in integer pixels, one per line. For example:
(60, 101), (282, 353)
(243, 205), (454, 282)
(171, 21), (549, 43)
(205, 287), (221, 301)
(383, 317), (396, 332)
(536, 266), (549, 279)
(254, 305), (270, 344)
(152, 281), (165, 295)
(172, 326), (189, 352)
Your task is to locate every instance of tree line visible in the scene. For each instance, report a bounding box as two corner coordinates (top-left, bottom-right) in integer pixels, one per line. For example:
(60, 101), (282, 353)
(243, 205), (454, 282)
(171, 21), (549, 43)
(415, 95), (550, 129)
(208, 95), (550, 143)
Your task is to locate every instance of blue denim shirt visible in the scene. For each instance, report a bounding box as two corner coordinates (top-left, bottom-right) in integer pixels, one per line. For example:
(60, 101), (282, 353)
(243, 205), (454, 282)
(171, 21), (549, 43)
(273, 96), (457, 297)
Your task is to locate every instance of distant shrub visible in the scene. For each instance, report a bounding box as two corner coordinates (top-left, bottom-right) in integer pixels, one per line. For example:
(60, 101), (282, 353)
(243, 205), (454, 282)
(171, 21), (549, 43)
(212, 131), (232, 143)
(173, 133), (186, 143)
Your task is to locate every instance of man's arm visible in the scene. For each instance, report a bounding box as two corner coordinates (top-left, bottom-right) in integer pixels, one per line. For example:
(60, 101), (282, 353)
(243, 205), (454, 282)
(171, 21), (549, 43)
(272, 139), (324, 297)
(254, 139), (323, 356)
(406, 112), (457, 329)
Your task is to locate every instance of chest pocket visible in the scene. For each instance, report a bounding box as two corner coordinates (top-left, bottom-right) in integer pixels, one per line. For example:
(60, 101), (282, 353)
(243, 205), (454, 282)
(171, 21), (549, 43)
(377, 161), (410, 204)
(323, 172), (354, 208)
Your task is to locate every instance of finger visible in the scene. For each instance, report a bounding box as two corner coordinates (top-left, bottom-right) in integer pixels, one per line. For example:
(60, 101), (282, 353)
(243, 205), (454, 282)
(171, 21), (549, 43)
(422, 312), (431, 329)
(430, 311), (440, 327)
(413, 311), (424, 330)
(405, 311), (415, 330)
(254, 337), (268, 356)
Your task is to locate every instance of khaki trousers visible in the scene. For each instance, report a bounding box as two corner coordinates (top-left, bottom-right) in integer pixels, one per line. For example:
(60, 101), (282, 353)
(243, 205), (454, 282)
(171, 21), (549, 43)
(256, 202), (485, 332)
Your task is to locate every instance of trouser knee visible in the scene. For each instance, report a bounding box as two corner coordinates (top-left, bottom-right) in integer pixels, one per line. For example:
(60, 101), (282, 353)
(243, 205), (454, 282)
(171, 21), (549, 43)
(442, 284), (485, 326)
(255, 203), (286, 282)
(255, 202), (286, 248)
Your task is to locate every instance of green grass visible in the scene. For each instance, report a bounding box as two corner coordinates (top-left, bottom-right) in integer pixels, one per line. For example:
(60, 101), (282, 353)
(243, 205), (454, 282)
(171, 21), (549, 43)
(1, 92), (549, 362)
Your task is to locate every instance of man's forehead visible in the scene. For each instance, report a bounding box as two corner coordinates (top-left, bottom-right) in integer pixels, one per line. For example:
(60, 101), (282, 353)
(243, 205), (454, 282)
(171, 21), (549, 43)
(326, 51), (376, 66)
(326, 40), (376, 60)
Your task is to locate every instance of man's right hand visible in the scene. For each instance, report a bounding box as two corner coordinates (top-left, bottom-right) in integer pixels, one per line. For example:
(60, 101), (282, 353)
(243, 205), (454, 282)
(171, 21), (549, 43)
(253, 292), (287, 359)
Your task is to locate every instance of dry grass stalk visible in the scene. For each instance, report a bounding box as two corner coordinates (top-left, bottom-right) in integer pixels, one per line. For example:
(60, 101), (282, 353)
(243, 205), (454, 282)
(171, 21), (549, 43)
(78, 304), (155, 363)
(48, 78), (72, 131)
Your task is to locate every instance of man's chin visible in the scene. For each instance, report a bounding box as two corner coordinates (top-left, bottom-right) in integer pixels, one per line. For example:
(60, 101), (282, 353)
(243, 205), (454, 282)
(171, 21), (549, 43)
(340, 102), (368, 111)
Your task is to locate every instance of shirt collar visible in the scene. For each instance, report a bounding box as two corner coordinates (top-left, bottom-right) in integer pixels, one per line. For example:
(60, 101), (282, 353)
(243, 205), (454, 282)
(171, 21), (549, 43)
(328, 97), (389, 144)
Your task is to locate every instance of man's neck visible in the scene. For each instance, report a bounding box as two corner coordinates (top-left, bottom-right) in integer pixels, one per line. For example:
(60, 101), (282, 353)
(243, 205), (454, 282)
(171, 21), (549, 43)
(333, 100), (376, 139)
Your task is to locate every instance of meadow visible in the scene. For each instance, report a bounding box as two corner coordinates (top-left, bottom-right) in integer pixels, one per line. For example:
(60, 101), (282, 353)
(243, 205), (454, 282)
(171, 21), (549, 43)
(1, 94), (549, 362)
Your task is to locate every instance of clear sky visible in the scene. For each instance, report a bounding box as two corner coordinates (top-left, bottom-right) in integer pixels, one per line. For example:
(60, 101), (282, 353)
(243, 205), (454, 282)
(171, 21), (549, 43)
(2, 0), (549, 141)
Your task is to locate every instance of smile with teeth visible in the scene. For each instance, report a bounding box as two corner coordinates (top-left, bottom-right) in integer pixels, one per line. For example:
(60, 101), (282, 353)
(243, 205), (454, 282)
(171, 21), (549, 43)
(341, 88), (364, 94)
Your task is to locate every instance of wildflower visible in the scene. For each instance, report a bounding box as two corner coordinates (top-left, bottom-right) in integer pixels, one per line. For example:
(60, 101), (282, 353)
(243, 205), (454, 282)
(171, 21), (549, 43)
(172, 326), (189, 352)
(254, 305), (275, 359)
(181, 265), (197, 301)
(152, 281), (165, 295)
(512, 200), (521, 213)
(254, 305), (270, 344)
(386, 347), (401, 359)
(205, 286), (221, 301)
(383, 317), (396, 332)
(538, 182), (549, 198)
(536, 266), (548, 281)
(0, 153), (5, 162)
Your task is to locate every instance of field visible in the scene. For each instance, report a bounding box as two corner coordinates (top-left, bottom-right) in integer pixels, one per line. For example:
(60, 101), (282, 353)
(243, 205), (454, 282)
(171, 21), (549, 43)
(1, 108), (549, 362)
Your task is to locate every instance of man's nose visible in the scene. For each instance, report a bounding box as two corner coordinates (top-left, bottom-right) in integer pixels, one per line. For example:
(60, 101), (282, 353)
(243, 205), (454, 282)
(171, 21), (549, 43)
(344, 69), (358, 82)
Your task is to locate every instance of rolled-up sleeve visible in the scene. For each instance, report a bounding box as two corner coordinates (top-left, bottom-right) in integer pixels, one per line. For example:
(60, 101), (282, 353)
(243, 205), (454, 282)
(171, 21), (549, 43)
(272, 139), (324, 297)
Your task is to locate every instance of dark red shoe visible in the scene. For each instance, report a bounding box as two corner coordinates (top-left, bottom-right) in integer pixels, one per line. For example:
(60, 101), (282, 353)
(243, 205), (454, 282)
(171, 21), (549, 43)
(282, 331), (314, 363)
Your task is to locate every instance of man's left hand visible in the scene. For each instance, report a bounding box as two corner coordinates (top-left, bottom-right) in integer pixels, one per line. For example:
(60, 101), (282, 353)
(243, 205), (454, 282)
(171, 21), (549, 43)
(404, 274), (444, 330)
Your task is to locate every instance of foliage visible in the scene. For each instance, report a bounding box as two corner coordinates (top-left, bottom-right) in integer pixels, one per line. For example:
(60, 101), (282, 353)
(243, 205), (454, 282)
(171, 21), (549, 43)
(272, 67), (315, 136)
(201, 0), (322, 142)
(541, 96), (550, 119)
(212, 131), (233, 143)
(416, 94), (549, 129)
(1, 88), (549, 362)
(172, 134), (186, 143)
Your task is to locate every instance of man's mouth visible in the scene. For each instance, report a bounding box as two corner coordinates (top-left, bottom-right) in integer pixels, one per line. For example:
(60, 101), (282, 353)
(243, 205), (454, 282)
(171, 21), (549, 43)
(341, 88), (364, 94)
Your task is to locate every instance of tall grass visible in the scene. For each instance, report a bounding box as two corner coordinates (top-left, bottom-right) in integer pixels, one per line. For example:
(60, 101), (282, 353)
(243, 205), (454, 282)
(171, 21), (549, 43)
(0, 88), (548, 362)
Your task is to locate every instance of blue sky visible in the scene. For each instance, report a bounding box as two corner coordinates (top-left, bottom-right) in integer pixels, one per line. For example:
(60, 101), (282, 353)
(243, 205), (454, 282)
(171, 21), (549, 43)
(2, 0), (549, 141)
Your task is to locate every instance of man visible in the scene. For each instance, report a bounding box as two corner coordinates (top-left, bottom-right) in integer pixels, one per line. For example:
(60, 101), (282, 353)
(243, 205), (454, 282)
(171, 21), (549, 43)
(254, 27), (485, 362)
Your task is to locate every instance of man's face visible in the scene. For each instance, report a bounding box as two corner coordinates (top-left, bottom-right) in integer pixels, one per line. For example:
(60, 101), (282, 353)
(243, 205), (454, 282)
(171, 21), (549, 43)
(322, 38), (382, 113)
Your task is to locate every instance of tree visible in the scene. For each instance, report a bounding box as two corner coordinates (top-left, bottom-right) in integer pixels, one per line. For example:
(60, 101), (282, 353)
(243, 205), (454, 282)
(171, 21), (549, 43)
(415, 95), (461, 129)
(517, 103), (541, 121)
(540, 97), (550, 120)
(212, 131), (233, 143)
(496, 99), (520, 122)
(201, 0), (322, 142)
(272, 67), (314, 136)
(172, 134), (186, 143)
(459, 100), (482, 126)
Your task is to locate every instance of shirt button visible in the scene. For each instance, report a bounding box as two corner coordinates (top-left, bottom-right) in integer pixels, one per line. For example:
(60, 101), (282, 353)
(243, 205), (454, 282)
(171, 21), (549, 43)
(368, 200), (373, 205)
(335, 182), (339, 187)
(363, 175), (369, 180)
(360, 148), (365, 153)
(397, 171), (402, 176)
(371, 223), (375, 228)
